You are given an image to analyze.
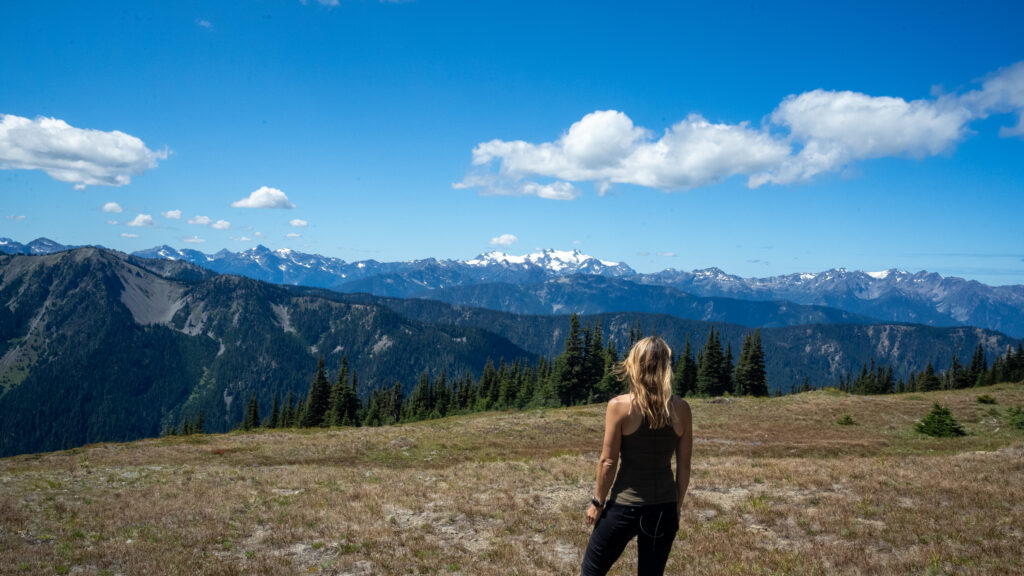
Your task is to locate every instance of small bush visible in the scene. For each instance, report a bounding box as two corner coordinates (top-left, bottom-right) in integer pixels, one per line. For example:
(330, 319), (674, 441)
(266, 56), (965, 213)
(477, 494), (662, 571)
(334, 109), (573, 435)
(976, 394), (997, 405)
(1008, 407), (1024, 430)
(915, 403), (966, 437)
(836, 413), (857, 426)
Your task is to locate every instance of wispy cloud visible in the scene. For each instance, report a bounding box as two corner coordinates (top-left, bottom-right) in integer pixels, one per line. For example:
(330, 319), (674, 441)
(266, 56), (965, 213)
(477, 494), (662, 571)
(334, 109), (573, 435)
(120, 232), (139, 238)
(289, 218), (308, 227)
(286, 232), (301, 238)
(196, 18), (212, 30)
(457, 61), (1024, 198)
(0, 114), (168, 189)
(6, 214), (26, 221)
(162, 209), (181, 219)
(102, 202), (123, 213)
(182, 236), (205, 244)
(489, 233), (519, 246)
(231, 186), (294, 209)
(126, 214), (155, 227)
(657, 252), (676, 257)
(106, 220), (118, 225)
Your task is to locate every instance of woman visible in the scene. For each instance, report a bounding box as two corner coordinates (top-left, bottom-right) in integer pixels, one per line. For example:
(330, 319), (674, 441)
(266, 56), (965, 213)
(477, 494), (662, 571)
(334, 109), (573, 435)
(580, 336), (693, 576)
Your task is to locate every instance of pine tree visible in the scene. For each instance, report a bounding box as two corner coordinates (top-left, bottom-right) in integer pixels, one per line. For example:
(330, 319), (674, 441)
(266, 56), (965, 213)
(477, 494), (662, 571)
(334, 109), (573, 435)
(969, 343), (987, 387)
(268, 393), (280, 429)
(915, 403), (966, 437)
(583, 320), (607, 399)
(918, 362), (942, 392)
(326, 357), (351, 426)
(697, 328), (727, 396)
(244, 395), (260, 430)
(194, 409), (205, 434)
(281, 391), (295, 428)
(303, 357), (331, 427)
(553, 313), (586, 405)
(673, 335), (697, 397)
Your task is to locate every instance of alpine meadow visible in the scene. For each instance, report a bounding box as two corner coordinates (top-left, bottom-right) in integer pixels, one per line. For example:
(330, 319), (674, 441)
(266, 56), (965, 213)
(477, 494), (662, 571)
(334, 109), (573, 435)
(2, 1), (1024, 575)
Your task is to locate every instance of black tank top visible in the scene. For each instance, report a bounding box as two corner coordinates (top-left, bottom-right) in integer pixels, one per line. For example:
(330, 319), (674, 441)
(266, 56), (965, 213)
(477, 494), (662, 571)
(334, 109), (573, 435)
(608, 413), (680, 506)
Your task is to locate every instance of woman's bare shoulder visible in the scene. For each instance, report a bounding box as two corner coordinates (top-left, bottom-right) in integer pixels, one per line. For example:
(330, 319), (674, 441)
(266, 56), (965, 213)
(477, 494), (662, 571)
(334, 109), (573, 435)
(606, 394), (632, 415)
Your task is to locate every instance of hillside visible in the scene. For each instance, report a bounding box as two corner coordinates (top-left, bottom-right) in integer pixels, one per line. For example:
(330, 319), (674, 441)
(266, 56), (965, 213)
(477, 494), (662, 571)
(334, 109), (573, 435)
(0, 248), (534, 455)
(1, 384), (1022, 575)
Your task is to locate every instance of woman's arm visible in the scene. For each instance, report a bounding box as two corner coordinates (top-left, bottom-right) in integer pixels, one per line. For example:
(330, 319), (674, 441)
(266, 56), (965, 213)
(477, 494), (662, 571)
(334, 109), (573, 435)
(675, 398), (693, 513)
(586, 397), (625, 525)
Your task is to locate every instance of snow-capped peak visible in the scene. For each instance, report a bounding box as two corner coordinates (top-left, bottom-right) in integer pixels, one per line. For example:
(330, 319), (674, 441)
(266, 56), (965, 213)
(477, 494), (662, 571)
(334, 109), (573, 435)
(464, 248), (628, 274)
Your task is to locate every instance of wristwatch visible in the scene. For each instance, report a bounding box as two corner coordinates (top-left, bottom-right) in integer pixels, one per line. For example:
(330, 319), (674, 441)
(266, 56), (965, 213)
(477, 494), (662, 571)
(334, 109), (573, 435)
(591, 498), (605, 508)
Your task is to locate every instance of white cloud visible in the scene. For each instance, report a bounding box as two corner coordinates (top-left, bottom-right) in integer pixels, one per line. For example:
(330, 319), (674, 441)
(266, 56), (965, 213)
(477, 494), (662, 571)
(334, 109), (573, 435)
(751, 90), (972, 186)
(106, 220), (118, 225)
(289, 218), (308, 227)
(6, 214), (26, 221)
(196, 19), (212, 29)
(182, 236), (205, 244)
(457, 61), (1024, 196)
(286, 232), (301, 238)
(231, 186), (295, 209)
(120, 233), (139, 238)
(0, 114), (167, 188)
(211, 219), (231, 230)
(162, 209), (182, 219)
(961, 61), (1024, 138)
(102, 202), (123, 213)
(253, 231), (266, 238)
(489, 233), (519, 246)
(188, 215), (212, 225)
(459, 110), (789, 196)
(126, 214), (155, 227)
(232, 236), (252, 242)
(657, 252), (677, 257)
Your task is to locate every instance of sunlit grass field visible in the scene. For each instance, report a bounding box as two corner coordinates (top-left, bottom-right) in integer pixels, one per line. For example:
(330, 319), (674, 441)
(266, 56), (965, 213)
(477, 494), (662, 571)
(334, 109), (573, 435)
(2, 383), (1023, 575)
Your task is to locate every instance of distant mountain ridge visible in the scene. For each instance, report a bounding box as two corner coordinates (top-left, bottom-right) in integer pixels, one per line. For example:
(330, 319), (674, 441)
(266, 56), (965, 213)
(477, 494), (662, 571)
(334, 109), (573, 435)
(3, 237), (1023, 337)
(0, 247), (1020, 456)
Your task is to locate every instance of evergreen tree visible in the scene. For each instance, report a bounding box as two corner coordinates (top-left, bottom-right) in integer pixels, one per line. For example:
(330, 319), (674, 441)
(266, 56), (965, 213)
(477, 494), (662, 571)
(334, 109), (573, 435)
(915, 403), (966, 437)
(268, 393), (280, 429)
(583, 320), (607, 399)
(918, 362), (942, 391)
(303, 357), (331, 427)
(326, 356), (351, 426)
(696, 328), (727, 396)
(244, 395), (260, 430)
(553, 313), (586, 405)
(194, 410), (205, 434)
(281, 390), (296, 428)
(673, 335), (697, 397)
(969, 343), (987, 387)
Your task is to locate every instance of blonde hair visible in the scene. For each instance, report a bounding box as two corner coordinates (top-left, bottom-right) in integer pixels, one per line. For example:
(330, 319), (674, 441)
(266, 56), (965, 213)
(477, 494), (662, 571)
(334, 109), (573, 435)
(621, 336), (674, 429)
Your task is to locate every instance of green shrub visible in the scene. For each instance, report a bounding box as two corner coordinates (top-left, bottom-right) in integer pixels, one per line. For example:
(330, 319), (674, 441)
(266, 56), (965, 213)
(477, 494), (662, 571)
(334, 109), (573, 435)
(976, 394), (997, 405)
(1007, 407), (1024, 431)
(915, 403), (966, 437)
(836, 413), (856, 426)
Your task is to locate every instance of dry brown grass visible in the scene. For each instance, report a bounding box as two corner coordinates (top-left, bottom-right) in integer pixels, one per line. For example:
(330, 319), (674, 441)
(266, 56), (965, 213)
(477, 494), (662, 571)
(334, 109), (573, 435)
(2, 383), (1023, 575)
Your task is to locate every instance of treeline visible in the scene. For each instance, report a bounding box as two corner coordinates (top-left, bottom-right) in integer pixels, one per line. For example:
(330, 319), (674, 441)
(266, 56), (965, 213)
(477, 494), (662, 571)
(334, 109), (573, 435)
(829, 342), (1024, 395)
(164, 316), (1023, 434)
(170, 314), (770, 433)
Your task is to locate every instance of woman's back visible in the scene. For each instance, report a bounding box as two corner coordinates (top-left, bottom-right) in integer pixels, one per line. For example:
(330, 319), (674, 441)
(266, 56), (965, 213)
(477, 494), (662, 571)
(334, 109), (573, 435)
(609, 405), (680, 506)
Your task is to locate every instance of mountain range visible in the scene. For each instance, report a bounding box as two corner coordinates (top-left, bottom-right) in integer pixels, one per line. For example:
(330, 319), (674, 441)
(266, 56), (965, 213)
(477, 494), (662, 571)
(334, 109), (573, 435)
(5, 237), (1023, 337)
(1, 245), (1020, 456)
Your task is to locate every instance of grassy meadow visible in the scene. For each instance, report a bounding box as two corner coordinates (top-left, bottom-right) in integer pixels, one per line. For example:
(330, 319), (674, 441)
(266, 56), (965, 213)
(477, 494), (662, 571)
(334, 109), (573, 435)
(2, 383), (1023, 575)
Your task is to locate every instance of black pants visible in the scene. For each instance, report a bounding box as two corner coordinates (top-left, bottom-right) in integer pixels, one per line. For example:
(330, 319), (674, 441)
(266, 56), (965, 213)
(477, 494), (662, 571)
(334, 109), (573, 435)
(580, 501), (679, 576)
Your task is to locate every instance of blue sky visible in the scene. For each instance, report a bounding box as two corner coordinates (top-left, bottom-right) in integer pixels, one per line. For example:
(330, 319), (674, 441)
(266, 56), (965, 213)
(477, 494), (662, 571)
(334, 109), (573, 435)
(1, 0), (1023, 284)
